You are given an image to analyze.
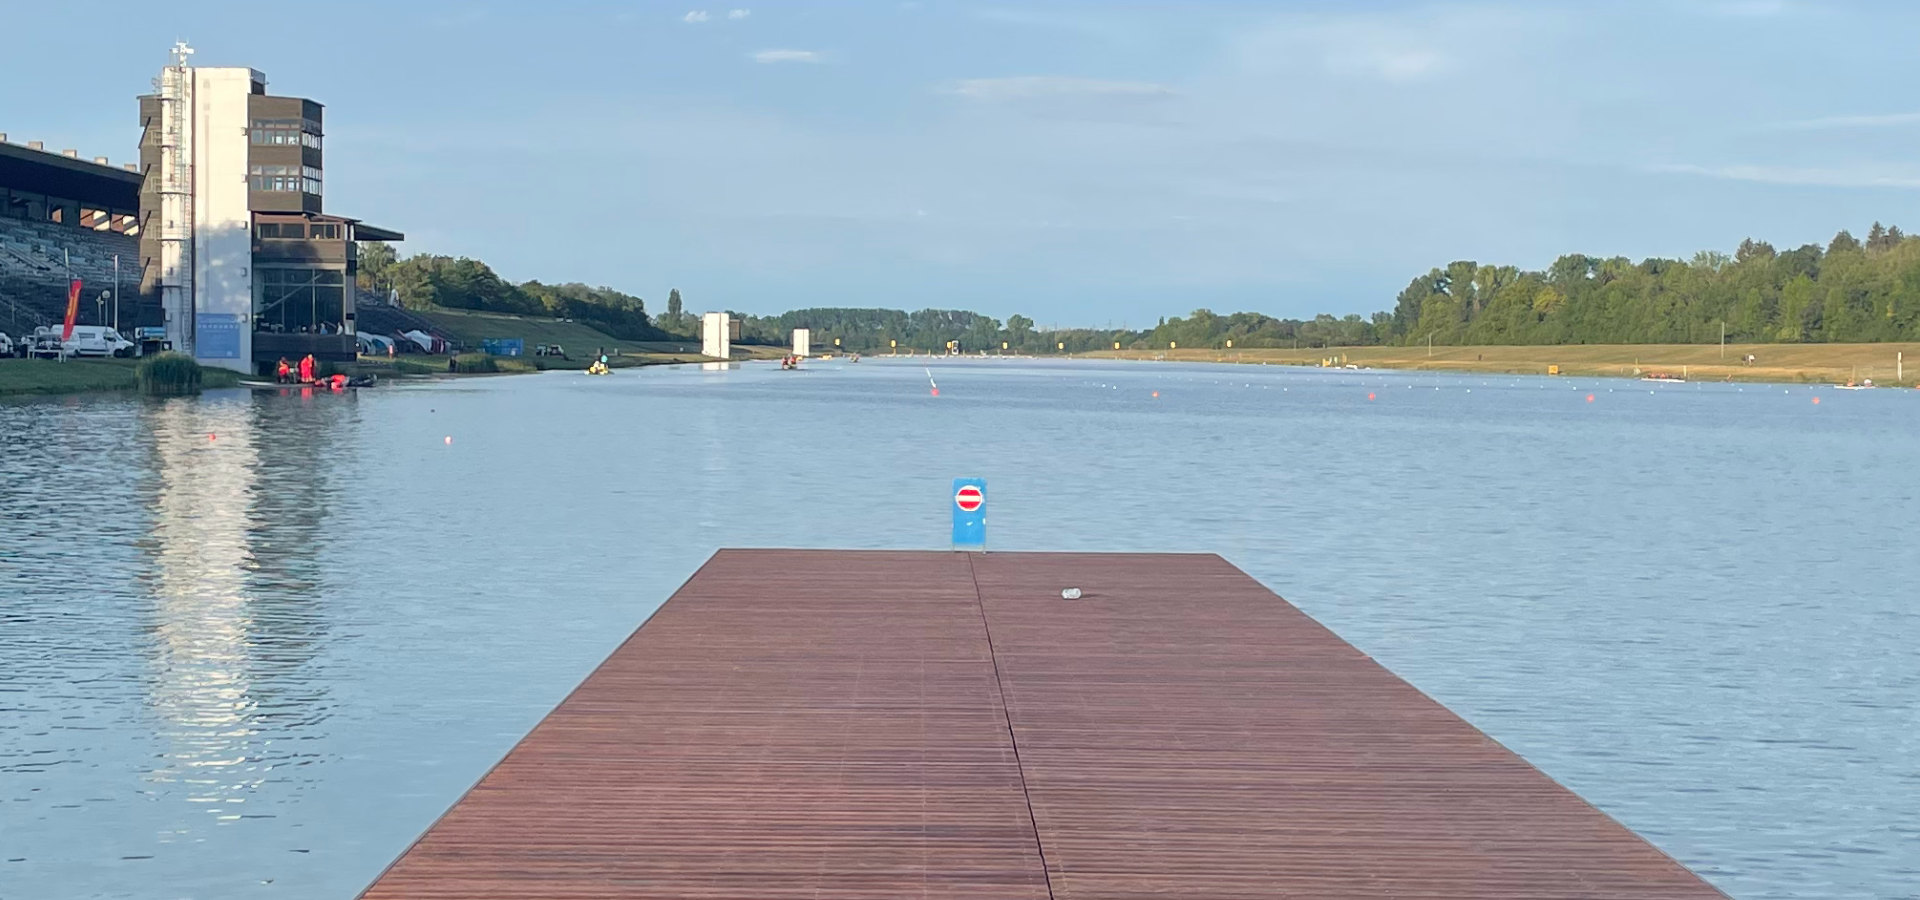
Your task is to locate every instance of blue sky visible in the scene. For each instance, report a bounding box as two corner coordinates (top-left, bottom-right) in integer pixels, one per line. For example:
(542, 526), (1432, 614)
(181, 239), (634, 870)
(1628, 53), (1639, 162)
(8, 1), (1920, 325)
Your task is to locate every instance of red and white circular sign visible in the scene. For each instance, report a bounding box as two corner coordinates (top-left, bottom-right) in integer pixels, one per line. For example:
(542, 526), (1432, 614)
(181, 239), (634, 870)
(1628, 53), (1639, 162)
(954, 485), (984, 512)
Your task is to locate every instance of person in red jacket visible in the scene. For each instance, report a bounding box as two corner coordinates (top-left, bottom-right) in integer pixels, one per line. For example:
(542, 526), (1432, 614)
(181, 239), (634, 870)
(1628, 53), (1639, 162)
(298, 354), (315, 383)
(275, 358), (291, 384)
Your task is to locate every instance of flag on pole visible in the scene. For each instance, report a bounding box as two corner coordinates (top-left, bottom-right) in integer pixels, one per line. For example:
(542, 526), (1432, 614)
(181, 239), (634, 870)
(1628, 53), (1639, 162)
(63, 280), (82, 341)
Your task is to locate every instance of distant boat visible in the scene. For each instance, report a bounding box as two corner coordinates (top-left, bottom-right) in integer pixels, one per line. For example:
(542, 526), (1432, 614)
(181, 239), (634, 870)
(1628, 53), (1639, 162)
(1641, 373), (1686, 383)
(1835, 378), (1875, 390)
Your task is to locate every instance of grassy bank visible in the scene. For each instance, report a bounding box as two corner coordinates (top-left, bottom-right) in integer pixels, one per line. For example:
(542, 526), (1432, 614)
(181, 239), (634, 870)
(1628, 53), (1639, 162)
(413, 306), (783, 363)
(0, 357), (242, 397)
(1088, 342), (1920, 386)
(348, 347), (724, 378)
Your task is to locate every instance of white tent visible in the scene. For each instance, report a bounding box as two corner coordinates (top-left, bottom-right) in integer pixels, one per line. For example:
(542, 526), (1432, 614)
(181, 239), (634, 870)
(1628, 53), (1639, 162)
(402, 329), (440, 353)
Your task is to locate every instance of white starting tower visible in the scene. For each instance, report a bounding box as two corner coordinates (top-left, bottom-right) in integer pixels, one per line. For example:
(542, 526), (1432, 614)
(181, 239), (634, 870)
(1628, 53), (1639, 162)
(701, 312), (732, 360)
(153, 41), (196, 357)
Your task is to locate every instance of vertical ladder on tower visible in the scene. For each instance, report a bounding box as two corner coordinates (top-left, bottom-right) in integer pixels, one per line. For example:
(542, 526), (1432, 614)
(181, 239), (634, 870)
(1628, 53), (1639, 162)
(153, 41), (195, 354)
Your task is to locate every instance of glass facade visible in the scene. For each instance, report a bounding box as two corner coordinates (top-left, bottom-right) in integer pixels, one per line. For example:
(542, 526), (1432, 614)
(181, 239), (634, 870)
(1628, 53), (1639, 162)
(249, 164), (322, 196)
(249, 118), (322, 149)
(254, 268), (346, 333)
(255, 220), (346, 240)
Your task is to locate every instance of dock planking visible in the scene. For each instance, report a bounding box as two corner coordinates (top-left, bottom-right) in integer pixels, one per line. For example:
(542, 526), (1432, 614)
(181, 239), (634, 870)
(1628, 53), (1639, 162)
(359, 549), (1727, 899)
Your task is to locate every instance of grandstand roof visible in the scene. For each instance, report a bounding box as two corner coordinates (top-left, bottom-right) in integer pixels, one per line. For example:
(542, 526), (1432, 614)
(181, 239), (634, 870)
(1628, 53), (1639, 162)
(355, 222), (404, 242)
(0, 142), (140, 210)
(255, 211), (405, 242)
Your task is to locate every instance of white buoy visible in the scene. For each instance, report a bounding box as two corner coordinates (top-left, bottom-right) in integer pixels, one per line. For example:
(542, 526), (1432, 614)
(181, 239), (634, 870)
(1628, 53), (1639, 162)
(1060, 587), (1083, 600)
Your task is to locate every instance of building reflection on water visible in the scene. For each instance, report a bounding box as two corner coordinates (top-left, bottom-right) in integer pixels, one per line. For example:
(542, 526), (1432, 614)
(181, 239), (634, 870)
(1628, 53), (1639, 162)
(136, 389), (354, 826)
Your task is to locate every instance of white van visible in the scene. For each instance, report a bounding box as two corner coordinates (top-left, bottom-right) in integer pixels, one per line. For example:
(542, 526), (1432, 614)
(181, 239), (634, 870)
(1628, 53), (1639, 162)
(29, 325), (136, 358)
(0, 331), (13, 357)
(31, 326), (135, 356)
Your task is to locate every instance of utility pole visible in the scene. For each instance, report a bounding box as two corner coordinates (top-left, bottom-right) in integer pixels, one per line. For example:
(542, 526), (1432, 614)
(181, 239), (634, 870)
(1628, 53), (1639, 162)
(113, 254), (121, 333)
(1720, 321), (1725, 360)
(1427, 333), (1432, 357)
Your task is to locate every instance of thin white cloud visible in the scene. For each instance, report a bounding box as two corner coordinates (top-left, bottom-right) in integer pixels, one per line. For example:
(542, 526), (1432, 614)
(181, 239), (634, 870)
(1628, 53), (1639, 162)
(1710, 0), (1791, 16)
(1346, 48), (1447, 82)
(1229, 20), (1449, 83)
(1652, 163), (1920, 189)
(973, 8), (1129, 40)
(682, 10), (710, 23)
(728, 9), (750, 19)
(1776, 111), (1920, 131)
(752, 49), (823, 64)
(945, 76), (1174, 102)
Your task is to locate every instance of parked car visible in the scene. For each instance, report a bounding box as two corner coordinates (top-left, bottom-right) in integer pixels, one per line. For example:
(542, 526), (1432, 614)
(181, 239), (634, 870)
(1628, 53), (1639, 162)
(0, 332), (12, 357)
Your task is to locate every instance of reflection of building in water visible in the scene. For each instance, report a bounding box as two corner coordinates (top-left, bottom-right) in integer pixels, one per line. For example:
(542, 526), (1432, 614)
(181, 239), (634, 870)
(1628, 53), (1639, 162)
(138, 392), (346, 820)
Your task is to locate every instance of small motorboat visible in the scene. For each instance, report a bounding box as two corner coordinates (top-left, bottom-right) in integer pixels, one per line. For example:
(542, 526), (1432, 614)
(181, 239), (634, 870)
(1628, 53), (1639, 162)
(1834, 379), (1874, 390)
(586, 361), (612, 376)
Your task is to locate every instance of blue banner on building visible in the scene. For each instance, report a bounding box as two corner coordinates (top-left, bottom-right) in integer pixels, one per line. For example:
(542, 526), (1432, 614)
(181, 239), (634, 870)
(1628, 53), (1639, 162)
(951, 477), (986, 549)
(196, 314), (241, 359)
(480, 338), (524, 357)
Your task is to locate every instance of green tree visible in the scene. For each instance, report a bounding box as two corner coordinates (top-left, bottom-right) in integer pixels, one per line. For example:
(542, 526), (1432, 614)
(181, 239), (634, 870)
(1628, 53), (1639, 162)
(1005, 314), (1035, 350)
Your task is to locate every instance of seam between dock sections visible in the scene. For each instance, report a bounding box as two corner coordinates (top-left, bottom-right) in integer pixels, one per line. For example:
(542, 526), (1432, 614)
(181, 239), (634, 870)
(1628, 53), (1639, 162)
(965, 552), (1057, 900)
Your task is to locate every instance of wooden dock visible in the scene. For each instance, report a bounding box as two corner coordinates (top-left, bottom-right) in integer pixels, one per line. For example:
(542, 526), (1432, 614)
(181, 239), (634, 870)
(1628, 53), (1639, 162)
(359, 550), (1727, 899)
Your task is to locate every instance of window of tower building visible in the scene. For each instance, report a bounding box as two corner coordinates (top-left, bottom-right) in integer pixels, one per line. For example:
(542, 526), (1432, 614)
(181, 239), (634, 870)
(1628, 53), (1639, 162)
(250, 164), (321, 194)
(249, 118), (322, 149)
(249, 164), (301, 192)
(254, 268), (346, 334)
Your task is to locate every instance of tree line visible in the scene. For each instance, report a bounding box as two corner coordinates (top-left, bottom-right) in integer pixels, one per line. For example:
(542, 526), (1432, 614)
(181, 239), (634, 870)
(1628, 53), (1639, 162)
(357, 221), (1920, 351)
(1387, 222), (1920, 346)
(358, 245), (670, 342)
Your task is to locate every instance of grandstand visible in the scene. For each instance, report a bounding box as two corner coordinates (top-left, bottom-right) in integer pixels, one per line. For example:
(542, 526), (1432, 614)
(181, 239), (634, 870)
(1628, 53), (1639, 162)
(0, 137), (141, 334)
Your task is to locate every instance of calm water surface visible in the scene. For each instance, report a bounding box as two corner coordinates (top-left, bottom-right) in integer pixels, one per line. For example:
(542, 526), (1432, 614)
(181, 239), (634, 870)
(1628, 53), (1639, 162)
(2, 359), (1917, 899)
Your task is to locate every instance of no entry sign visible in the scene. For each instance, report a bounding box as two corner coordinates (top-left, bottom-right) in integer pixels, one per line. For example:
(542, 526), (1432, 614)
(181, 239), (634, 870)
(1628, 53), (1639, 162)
(951, 477), (986, 549)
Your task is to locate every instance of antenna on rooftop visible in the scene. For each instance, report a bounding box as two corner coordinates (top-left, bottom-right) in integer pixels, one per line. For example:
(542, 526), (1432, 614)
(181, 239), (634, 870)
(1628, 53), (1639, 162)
(170, 40), (194, 67)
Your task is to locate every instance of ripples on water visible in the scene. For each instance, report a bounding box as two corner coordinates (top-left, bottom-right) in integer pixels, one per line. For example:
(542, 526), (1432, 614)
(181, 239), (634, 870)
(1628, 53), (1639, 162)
(2, 362), (1917, 899)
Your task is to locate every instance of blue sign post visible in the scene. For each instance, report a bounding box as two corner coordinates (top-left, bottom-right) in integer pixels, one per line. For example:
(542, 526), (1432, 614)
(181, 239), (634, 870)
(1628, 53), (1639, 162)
(951, 477), (986, 550)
